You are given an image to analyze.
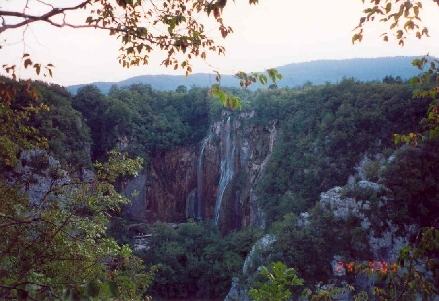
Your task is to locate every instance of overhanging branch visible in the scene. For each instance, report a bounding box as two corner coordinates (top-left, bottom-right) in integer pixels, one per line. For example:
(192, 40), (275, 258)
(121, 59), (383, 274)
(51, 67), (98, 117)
(0, 215), (41, 228)
(0, 0), (93, 34)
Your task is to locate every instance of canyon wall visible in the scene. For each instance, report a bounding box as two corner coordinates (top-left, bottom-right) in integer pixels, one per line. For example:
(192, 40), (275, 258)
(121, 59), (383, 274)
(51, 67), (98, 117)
(123, 110), (277, 233)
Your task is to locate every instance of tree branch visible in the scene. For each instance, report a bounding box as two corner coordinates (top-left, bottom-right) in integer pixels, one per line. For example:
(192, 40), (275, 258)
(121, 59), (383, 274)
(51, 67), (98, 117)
(0, 0), (93, 34)
(0, 282), (61, 301)
(0, 215), (40, 228)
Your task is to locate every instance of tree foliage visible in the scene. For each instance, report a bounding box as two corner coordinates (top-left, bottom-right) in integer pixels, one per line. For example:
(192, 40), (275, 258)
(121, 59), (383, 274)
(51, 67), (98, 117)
(137, 222), (262, 299)
(0, 80), (154, 300)
(392, 55), (439, 145)
(352, 0), (437, 46)
(72, 83), (211, 162)
(0, 0), (282, 109)
(0, 77), (94, 170)
(247, 81), (439, 298)
(254, 80), (429, 224)
(249, 262), (304, 301)
(0, 0), (241, 76)
(380, 138), (439, 228)
(0, 149), (154, 300)
(352, 1), (439, 146)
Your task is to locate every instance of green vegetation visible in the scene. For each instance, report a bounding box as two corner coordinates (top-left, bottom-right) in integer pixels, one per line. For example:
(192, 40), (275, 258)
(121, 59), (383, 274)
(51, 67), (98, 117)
(1, 78), (92, 170)
(137, 222), (262, 299)
(2, 0), (439, 300)
(0, 79), (154, 300)
(243, 79), (439, 298)
(26, 82), (92, 169)
(269, 208), (371, 292)
(249, 262), (304, 301)
(72, 84), (211, 162)
(2, 74), (439, 300)
(380, 138), (439, 228)
(254, 79), (430, 225)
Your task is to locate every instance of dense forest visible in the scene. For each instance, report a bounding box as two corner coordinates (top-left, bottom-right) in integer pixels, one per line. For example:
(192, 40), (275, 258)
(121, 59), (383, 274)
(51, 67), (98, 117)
(1, 73), (439, 300)
(71, 84), (211, 163)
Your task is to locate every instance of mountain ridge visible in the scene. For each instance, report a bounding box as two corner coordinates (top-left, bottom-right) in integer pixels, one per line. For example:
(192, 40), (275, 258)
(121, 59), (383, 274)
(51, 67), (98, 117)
(67, 56), (425, 94)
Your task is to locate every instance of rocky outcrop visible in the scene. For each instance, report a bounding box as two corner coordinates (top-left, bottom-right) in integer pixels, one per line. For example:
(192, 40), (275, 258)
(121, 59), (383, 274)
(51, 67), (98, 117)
(225, 235), (277, 301)
(318, 179), (419, 299)
(123, 110), (277, 233)
(10, 150), (72, 203)
(320, 180), (413, 265)
(225, 153), (421, 300)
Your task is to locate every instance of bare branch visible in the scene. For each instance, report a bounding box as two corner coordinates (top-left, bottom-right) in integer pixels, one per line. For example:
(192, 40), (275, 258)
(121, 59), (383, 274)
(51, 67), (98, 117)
(35, 0), (55, 10)
(0, 0), (93, 34)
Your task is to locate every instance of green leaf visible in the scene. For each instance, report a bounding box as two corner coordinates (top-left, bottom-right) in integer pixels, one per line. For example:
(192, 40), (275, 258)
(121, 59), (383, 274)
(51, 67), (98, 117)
(267, 68), (277, 83)
(168, 19), (176, 34)
(352, 34), (359, 44)
(100, 283), (111, 297)
(85, 282), (100, 297)
(409, 77), (419, 85)
(211, 83), (220, 97)
(228, 94), (242, 110)
(259, 74), (268, 85)
(108, 281), (119, 297)
(218, 90), (227, 105)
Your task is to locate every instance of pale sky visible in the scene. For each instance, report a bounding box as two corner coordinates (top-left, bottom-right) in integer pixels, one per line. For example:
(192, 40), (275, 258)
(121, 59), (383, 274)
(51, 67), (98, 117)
(1, 0), (438, 86)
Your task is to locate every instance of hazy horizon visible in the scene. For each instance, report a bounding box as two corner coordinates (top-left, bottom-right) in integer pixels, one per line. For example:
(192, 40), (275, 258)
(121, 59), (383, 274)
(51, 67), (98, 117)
(67, 55), (426, 87)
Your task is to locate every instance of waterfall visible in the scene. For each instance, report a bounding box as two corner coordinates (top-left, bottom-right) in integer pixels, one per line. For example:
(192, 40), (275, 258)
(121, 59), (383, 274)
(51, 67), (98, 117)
(196, 133), (210, 220)
(214, 117), (235, 225)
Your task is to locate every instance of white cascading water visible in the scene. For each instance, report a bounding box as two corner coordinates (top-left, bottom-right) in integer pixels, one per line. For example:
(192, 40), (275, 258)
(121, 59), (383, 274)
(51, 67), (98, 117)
(214, 117), (235, 225)
(196, 133), (211, 220)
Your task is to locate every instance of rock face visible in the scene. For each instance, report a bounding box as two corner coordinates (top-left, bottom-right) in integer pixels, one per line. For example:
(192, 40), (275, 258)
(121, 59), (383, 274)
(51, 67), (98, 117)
(319, 179), (417, 298)
(145, 145), (199, 223)
(12, 150), (72, 203)
(224, 154), (421, 301)
(123, 110), (277, 233)
(5, 150), (93, 209)
(121, 174), (148, 221)
(320, 181), (413, 266)
(225, 234), (277, 301)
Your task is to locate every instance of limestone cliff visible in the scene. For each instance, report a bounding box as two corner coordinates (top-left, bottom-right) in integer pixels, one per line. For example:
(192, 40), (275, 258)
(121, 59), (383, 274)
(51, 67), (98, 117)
(123, 110), (277, 233)
(224, 152), (425, 300)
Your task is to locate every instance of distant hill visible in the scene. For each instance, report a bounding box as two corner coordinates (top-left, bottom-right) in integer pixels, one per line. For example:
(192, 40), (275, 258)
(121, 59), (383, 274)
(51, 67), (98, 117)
(67, 56), (423, 94)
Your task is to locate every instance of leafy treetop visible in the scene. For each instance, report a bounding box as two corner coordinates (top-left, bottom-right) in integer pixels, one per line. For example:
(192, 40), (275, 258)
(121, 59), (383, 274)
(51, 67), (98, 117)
(0, 0), (283, 109)
(352, 0), (438, 46)
(0, 0), (257, 78)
